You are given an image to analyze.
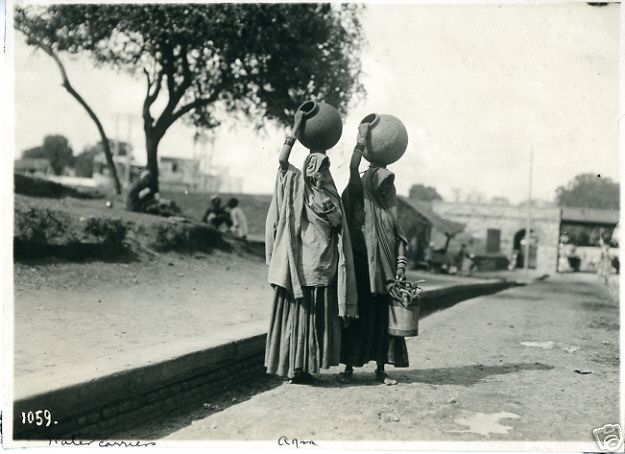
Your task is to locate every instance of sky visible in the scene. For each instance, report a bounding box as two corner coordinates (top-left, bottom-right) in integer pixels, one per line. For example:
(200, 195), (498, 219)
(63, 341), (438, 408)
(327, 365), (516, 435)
(10, 2), (621, 203)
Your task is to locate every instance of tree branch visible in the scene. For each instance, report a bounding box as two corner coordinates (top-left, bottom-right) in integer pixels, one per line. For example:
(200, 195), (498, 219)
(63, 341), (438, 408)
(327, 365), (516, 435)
(142, 68), (153, 126)
(143, 68), (151, 92)
(154, 47), (195, 133)
(144, 68), (164, 105)
(142, 67), (164, 127)
(17, 29), (123, 195)
(167, 83), (224, 127)
(151, 70), (164, 102)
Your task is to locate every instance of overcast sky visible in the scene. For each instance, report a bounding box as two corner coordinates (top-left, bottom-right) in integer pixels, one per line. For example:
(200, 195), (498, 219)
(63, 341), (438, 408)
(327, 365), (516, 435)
(11, 2), (620, 203)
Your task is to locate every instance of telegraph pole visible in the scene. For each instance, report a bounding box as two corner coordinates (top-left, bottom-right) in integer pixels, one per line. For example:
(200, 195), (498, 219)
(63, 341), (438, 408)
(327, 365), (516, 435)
(524, 147), (534, 276)
(125, 113), (132, 188)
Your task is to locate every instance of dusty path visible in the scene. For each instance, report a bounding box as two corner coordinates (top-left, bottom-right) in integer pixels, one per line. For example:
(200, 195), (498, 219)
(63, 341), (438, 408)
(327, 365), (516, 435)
(160, 274), (618, 444)
(13, 251), (271, 396)
(13, 252), (479, 398)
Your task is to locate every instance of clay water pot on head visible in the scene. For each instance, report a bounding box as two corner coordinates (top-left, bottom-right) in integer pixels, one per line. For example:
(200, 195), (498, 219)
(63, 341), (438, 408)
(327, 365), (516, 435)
(295, 101), (343, 151)
(360, 113), (408, 166)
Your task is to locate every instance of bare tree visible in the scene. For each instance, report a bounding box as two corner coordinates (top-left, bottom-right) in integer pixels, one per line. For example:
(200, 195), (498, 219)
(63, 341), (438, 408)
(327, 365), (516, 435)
(15, 17), (122, 194)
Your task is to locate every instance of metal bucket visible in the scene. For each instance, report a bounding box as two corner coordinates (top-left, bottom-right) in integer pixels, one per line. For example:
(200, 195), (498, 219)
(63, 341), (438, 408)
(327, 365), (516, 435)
(388, 298), (419, 337)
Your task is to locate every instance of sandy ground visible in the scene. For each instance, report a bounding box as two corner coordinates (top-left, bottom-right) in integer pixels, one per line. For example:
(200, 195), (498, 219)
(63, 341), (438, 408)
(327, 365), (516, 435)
(13, 250), (271, 396)
(156, 273), (619, 444)
(13, 248), (482, 398)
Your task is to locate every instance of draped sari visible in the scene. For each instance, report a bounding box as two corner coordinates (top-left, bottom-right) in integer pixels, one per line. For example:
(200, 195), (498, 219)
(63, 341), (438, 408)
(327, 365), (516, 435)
(340, 165), (409, 368)
(265, 153), (358, 378)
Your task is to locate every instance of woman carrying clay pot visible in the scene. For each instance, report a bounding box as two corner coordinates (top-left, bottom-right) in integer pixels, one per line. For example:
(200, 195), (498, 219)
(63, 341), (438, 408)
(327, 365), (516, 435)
(264, 106), (358, 384)
(339, 121), (410, 385)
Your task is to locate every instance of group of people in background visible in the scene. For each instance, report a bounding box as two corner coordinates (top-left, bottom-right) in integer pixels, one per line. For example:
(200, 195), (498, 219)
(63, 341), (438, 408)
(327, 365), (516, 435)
(126, 169), (249, 240)
(202, 195), (249, 240)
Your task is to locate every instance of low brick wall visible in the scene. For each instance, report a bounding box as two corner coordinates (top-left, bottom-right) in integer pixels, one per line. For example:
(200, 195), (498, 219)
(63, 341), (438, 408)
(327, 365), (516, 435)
(420, 281), (514, 317)
(13, 281), (515, 440)
(14, 335), (266, 440)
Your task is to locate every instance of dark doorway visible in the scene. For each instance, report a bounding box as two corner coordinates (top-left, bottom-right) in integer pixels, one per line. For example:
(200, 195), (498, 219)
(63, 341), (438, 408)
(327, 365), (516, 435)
(513, 228), (537, 269)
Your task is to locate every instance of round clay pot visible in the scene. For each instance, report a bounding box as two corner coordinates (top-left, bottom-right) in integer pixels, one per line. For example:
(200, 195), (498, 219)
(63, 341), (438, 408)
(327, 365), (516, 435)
(360, 113), (408, 166)
(295, 101), (343, 151)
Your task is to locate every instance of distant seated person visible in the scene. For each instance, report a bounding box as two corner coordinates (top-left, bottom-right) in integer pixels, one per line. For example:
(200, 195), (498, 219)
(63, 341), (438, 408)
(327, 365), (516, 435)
(126, 170), (155, 212)
(202, 196), (232, 232)
(126, 170), (181, 217)
(227, 197), (248, 240)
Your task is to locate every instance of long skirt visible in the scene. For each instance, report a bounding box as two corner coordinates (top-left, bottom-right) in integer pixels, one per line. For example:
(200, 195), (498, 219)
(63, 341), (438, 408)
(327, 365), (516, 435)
(597, 255), (612, 281)
(340, 257), (409, 368)
(265, 281), (341, 378)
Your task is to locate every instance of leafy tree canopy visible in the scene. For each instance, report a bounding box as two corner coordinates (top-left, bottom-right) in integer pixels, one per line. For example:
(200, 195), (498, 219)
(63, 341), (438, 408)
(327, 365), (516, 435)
(409, 184), (443, 202)
(555, 173), (619, 209)
(15, 3), (365, 131)
(22, 134), (74, 175)
(16, 3), (365, 191)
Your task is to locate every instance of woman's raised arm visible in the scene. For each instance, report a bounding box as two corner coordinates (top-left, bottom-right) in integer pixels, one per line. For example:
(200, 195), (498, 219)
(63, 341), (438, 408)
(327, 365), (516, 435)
(279, 111), (305, 171)
(349, 122), (369, 173)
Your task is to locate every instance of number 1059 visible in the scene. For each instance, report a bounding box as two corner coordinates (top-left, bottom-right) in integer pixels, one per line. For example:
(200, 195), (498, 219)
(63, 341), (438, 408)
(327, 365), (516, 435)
(21, 410), (53, 427)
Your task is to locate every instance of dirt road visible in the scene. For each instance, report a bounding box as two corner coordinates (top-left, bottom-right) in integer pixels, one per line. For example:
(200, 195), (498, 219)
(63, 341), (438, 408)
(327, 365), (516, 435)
(160, 273), (618, 444)
(13, 251), (481, 398)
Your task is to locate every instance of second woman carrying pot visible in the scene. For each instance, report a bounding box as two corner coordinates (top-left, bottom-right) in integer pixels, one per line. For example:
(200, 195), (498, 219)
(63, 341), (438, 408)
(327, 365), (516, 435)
(339, 119), (410, 385)
(264, 102), (358, 384)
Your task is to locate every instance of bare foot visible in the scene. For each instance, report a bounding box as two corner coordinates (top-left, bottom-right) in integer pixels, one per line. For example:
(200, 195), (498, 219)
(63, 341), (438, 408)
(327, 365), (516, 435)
(375, 370), (398, 386)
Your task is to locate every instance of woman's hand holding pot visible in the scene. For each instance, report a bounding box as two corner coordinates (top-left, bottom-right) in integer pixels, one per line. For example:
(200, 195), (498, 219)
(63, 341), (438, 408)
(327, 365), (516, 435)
(292, 110), (305, 136)
(356, 122), (369, 150)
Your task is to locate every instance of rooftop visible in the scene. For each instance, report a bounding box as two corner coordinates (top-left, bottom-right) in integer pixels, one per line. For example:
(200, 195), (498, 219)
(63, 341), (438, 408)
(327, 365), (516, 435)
(560, 207), (619, 225)
(399, 197), (466, 236)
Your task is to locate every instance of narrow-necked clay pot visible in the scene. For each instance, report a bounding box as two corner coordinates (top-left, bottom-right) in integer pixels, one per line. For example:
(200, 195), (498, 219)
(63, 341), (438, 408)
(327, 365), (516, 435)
(360, 113), (408, 166)
(295, 100), (343, 151)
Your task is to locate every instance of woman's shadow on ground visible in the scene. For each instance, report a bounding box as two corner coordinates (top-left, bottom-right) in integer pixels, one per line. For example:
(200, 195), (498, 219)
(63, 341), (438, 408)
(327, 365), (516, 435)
(313, 361), (554, 388)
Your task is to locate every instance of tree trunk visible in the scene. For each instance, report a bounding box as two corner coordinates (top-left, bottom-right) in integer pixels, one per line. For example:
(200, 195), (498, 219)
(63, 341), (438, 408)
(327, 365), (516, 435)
(61, 89), (122, 194)
(61, 89), (123, 194)
(145, 133), (161, 194)
(98, 138), (122, 195)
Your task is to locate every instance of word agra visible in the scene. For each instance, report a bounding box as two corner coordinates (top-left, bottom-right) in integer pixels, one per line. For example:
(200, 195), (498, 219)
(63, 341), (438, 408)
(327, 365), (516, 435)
(278, 435), (319, 448)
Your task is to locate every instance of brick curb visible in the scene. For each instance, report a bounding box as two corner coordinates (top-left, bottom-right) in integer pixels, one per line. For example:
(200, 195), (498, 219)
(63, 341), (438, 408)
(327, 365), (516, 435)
(13, 280), (515, 440)
(420, 281), (515, 317)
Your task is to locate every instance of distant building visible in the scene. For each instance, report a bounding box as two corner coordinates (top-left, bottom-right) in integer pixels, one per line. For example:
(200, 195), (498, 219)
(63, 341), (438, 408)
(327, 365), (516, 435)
(431, 200), (619, 274)
(159, 156), (201, 191)
(210, 166), (243, 193)
(399, 197), (465, 245)
(93, 151), (136, 188)
(491, 196), (510, 206)
(396, 198), (466, 269)
(158, 157), (244, 193)
(15, 157), (97, 189)
(559, 207), (619, 272)
(14, 158), (51, 175)
(432, 200), (561, 273)
(517, 199), (557, 209)
(196, 174), (221, 192)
